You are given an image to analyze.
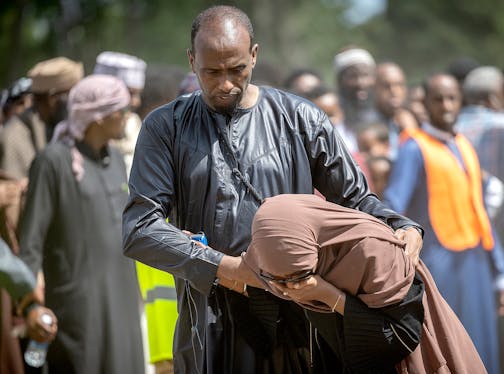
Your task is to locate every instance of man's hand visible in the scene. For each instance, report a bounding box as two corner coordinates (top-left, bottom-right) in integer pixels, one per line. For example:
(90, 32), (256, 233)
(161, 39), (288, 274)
(154, 359), (174, 374)
(17, 283), (45, 317)
(0, 180), (21, 208)
(395, 227), (423, 266)
(26, 306), (58, 343)
(217, 255), (263, 291)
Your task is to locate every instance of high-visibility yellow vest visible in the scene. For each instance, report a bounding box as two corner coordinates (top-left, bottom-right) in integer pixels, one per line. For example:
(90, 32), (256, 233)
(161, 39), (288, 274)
(136, 261), (178, 362)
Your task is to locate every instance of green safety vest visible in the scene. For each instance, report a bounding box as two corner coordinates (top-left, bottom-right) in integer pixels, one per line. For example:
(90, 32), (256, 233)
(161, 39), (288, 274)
(136, 261), (178, 362)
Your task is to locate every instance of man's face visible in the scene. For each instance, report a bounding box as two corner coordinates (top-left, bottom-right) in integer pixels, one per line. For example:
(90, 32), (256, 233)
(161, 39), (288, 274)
(33, 91), (68, 128)
(357, 127), (390, 157)
(407, 86), (429, 125)
(102, 108), (128, 140)
(188, 21), (257, 115)
(292, 74), (322, 96)
(338, 63), (376, 103)
(424, 75), (461, 132)
(312, 92), (343, 125)
(128, 88), (142, 112)
(375, 65), (407, 118)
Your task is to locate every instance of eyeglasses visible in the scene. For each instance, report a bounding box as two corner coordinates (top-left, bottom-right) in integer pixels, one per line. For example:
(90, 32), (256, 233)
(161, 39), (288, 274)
(259, 269), (314, 284)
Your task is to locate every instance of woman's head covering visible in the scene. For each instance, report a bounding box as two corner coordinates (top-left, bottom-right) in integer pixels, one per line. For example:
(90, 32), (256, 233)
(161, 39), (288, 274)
(52, 74), (130, 144)
(242, 194), (414, 311)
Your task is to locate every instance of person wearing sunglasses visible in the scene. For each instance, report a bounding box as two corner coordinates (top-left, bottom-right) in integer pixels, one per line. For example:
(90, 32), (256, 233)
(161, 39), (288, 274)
(242, 194), (485, 373)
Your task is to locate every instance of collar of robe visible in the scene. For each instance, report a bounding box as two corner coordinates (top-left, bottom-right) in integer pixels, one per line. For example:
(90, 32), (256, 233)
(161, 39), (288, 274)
(75, 141), (111, 167)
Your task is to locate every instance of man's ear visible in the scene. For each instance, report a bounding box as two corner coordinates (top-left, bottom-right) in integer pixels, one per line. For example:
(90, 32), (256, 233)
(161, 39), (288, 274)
(187, 49), (196, 73)
(251, 43), (259, 68)
(488, 92), (502, 111)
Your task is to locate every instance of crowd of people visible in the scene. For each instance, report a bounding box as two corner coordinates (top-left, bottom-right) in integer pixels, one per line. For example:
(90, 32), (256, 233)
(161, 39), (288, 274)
(0, 4), (503, 374)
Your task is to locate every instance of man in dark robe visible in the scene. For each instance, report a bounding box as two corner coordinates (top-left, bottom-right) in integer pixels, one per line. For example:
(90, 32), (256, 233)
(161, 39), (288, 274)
(123, 5), (423, 374)
(18, 75), (144, 373)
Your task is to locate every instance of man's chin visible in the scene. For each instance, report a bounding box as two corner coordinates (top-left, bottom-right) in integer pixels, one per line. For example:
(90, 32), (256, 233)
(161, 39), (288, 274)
(212, 101), (240, 116)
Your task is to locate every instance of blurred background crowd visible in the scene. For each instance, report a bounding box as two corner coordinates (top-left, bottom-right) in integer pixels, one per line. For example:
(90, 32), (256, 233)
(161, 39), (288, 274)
(1, 1), (504, 373)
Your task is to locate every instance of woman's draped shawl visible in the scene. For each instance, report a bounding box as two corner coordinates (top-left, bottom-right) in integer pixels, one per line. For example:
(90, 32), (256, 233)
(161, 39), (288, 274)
(242, 194), (486, 373)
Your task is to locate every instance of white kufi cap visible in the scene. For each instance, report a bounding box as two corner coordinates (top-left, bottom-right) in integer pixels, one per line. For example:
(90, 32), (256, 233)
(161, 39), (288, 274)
(93, 51), (147, 90)
(334, 48), (376, 75)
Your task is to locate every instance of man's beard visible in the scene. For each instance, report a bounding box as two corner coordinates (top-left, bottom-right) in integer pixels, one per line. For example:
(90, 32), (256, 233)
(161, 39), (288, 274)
(214, 91), (243, 117)
(217, 101), (239, 117)
(341, 87), (374, 108)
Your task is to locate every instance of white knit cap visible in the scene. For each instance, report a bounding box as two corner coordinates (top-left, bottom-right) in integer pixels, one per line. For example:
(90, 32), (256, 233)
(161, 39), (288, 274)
(333, 48), (376, 75)
(93, 51), (147, 90)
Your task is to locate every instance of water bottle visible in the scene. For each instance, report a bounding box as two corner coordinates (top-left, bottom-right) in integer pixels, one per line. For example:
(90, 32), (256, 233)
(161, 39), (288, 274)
(24, 313), (53, 368)
(190, 231), (208, 246)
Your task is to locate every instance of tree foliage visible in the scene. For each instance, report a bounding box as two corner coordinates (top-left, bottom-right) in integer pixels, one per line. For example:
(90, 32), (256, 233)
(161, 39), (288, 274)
(1, 0), (503, 88)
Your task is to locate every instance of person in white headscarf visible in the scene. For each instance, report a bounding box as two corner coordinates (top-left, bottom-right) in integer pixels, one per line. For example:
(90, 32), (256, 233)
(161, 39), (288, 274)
(18, 74), (145, 374)
(93, 51), (147, 176)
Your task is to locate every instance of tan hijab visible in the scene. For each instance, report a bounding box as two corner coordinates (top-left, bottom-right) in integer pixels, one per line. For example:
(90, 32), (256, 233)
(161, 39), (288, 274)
(243, 193), (414, 311)
(243, 194), (486, 373)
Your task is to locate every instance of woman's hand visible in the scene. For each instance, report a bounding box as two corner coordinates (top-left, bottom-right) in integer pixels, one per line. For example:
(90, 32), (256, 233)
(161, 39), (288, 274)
(269, 275), (347, 314)
(268, 275), (328, 303)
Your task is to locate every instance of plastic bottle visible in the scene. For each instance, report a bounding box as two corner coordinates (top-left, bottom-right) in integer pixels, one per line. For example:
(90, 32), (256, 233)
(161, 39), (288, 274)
(190, 232), (208, 246)
(24, 313), (53, 368)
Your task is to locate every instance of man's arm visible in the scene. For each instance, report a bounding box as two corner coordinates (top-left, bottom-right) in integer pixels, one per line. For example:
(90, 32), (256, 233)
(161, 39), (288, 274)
(305, 111), (421, 226)
(0, 239), (58, 343)
(0, 238), (35, 300)
(122, 109), (224, 296)
(304, 110), (423, 262)
(18, 151), (58, 276)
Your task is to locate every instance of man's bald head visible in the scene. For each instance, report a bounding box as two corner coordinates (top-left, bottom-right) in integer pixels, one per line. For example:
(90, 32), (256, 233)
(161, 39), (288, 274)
(375, 62), (407, 118)
(376, 62), (404, 81)
(423, 73), (461, 132)
(423, 73), (459, 98)
(187, 5), (259, 115)
(191, 6), (254, 53)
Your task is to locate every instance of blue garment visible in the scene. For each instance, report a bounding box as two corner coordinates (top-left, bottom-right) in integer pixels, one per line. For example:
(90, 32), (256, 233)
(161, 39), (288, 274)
(478, 126), (504, 255)
(478, 126), (504, 182)
(386, 119), (400, 161)
(383, 133), (502, 374)
(455, 105), (504, 148)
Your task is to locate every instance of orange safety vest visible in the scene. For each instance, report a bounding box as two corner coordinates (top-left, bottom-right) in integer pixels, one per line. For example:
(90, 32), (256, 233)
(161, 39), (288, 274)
(408, 129), (494, 251)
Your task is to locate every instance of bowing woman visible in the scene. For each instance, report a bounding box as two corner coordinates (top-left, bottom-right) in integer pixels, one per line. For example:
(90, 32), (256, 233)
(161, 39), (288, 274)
(241, 194), (486, 373)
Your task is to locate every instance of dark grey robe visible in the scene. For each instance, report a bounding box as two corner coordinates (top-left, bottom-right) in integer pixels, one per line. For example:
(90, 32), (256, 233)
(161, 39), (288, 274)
(19, 141), (144, 374)
(123, 87), (420, 374)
